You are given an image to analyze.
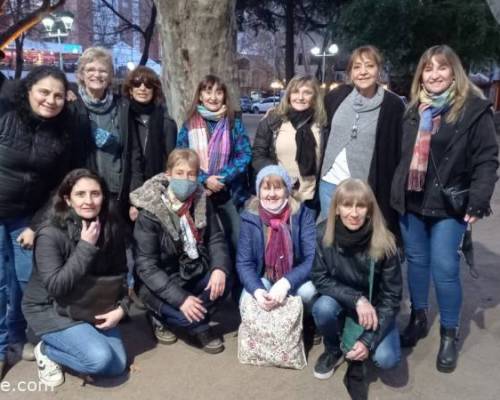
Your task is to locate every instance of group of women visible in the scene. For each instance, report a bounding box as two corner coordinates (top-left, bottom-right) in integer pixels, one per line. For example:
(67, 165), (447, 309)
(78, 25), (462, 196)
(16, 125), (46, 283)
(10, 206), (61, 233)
(0, 43), (497, 400)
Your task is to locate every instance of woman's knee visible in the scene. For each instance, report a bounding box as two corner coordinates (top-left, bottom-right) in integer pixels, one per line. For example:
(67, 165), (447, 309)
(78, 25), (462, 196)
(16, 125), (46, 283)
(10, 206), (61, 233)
(372, 349), (400, 370)
(296, 281), (317, 310)
(312, 295), (342, 323)
(83, 343), (122, 375)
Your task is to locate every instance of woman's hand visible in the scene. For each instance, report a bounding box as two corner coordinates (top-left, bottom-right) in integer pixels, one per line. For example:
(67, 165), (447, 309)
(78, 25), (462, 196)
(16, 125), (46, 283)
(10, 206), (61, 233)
(129, 206), (139, 222)
(268, 278), (291, 304)
(254, 289), (278, 311)
(464, 214), (478, 224)
(180, 295), (207, 323)
(81, 218), (101, 245)
(345, 340), (369, 361)
(16, 228), (35, 249)
(205, 176), (225, 192)
(355, 297), (378, 331)
(205, 269), (226, 301)
(95, 306), (125, 330)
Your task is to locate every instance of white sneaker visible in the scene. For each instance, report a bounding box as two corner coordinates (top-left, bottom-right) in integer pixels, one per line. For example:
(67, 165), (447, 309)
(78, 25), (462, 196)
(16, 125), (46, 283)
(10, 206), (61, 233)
(33, 342), (64, 388)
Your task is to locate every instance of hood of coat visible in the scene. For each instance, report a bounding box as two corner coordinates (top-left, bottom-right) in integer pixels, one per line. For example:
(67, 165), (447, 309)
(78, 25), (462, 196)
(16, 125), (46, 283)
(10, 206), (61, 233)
(129, 173), (207, 240)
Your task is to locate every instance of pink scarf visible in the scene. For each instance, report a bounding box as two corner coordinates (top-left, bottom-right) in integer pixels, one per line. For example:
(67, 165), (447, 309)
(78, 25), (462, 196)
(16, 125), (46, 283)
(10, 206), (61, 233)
(259, 205), (293, 282)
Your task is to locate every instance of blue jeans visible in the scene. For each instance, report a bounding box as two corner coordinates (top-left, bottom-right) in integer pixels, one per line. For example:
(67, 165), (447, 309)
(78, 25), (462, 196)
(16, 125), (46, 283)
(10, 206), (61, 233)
(158, 270), (231, 334)
(399, 212), (467, 328)
(239, 277), (318, 314)
(312, 295), (401, 370)
(42, 324), (127, 376)
(319, 180), (337, 220)
(0, 216), (33, 360)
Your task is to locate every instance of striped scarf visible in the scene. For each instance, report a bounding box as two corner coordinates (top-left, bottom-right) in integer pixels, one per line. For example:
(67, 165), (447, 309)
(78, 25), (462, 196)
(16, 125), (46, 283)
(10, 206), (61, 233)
(187, 105), (231, 175)
(407, 82), (456, 191)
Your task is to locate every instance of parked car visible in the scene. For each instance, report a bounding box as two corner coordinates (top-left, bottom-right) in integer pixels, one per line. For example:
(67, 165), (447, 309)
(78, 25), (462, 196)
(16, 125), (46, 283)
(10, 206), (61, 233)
(240, 96), (253, 113)
(251, 96), (281, 114)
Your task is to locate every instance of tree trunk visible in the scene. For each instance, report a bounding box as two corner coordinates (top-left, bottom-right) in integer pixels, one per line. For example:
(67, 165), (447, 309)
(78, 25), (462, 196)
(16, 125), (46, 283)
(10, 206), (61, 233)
(285, 0), (295, 82)
(14, 36), (24, 79)
(153, 0), (239, 125)
(486, 0), (500, 24)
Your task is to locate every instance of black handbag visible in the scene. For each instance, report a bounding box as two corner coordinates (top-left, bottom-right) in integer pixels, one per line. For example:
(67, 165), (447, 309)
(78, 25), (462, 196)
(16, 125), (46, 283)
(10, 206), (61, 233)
(55, 274), (126, 324)
(430, 150), (469, 215)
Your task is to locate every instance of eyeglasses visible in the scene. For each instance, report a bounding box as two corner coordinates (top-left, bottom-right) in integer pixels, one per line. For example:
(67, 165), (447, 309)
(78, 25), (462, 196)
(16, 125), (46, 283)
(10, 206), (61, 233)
(131, 77), (154, 89)
(84, 67), (109, 76)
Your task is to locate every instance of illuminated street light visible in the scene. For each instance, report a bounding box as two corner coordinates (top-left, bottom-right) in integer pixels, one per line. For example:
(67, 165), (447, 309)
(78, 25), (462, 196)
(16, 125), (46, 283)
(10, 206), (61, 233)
(310, 43), (339, 84)
(42, 11), (74, 70)
(270, 79), (284, 106)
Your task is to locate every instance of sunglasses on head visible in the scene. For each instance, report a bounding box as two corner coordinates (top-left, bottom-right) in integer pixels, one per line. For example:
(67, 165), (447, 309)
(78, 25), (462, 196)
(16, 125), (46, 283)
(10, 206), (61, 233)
(131, 77), (154, 89)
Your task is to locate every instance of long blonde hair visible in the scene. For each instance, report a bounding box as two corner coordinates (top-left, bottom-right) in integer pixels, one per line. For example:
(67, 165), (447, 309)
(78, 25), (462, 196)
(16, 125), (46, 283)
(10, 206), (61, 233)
(409, 45), (484, 124)
(274, 75), (326, 126)
(323, 179), (396, 261)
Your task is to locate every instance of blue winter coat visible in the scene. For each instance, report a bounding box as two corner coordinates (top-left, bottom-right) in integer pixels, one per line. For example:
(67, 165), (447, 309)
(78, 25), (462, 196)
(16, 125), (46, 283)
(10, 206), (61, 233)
(236, 199), (316, 295)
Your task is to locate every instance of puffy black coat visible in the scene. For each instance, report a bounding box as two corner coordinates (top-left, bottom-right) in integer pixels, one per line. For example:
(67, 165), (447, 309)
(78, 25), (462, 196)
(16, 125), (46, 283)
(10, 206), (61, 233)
(391, 94), (499, 218)
(311, 222), (402, 351)
(133, 196), (231, 312)
(22, 215), (128, 336)
(0, 99), (74, 226)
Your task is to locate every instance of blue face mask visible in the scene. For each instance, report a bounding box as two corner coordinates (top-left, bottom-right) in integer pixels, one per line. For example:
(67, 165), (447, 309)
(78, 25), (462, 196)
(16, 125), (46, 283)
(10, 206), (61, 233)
(169, 178), (198, 202)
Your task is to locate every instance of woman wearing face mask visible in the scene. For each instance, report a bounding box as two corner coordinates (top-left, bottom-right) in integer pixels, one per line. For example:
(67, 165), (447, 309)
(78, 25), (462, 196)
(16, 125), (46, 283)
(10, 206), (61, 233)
(319, 46), (404, 235)
(177, 75), (252, 261)
(391, 45), (498, 372)
(22, 169), (129, 388)
(311, 179), (401, 399)
(237, 165), (317, 316)
(0, 66), (76, 378)
(130, 149), (231, 354)
(252, 75), (326, 212)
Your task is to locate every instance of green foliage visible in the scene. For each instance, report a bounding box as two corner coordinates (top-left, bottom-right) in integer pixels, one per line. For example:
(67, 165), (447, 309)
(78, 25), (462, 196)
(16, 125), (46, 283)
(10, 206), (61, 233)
(336, 0), (500, 93)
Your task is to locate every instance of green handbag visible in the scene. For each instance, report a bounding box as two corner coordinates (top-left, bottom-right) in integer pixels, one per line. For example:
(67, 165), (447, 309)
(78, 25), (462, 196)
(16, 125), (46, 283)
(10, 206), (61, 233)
(340, 259), (375, 353)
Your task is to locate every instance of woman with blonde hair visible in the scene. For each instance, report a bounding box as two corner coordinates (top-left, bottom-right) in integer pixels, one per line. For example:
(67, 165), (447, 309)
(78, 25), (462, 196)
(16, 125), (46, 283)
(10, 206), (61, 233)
(391, 45), (498, 372)
(311, 179), (402, 398)
(319, 45), (404, 235)
(252, 75), (327, 211)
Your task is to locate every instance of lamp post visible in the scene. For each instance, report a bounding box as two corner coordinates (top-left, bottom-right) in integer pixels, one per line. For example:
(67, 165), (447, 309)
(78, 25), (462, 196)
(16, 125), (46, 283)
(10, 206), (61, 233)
(310, 44), (339, 84)
(270, 79), (284, 106)
(42, 11), (74, 70)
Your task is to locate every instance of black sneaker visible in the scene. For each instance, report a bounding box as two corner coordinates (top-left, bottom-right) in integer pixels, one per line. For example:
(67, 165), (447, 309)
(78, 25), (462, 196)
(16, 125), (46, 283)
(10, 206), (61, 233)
(313, 350), (344, 380)
(196, 328), (224, 354)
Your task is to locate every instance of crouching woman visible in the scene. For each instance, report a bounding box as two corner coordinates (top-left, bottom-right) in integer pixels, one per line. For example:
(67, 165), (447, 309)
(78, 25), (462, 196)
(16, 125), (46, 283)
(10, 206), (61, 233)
(130, 149), (231, 354)
(311, 179), (401, 397)
(237, 165), (317, 313)
(22, 169), (129, 388)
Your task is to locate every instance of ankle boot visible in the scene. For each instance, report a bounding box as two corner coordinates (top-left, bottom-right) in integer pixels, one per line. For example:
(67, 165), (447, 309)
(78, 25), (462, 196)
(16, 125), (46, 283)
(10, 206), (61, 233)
(400, 309), (428, 348)
(436, 326), (459, 373)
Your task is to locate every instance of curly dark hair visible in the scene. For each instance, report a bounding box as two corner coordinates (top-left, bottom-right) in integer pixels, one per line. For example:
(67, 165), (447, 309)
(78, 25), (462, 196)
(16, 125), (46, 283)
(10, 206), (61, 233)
(15, 66), (69, 126)
(122, 66), (163, 103)
(51, 168), (124, 251)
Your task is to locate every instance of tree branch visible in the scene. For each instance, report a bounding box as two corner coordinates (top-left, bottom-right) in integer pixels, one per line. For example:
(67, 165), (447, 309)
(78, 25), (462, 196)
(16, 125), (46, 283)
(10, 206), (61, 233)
(0, 0), (66, 47)
(99, 0), (144, 34)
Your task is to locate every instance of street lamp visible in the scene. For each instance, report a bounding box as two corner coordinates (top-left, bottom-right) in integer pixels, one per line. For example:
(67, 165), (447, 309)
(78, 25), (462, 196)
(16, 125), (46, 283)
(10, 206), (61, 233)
(270, 79), (284, 106)
(42, 11), (74, 70)
(310, 43), (339, 84)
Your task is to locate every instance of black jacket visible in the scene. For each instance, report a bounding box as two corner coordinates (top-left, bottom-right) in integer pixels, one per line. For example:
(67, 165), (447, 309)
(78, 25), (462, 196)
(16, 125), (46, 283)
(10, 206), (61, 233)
(0, 99), (74, 227)
(323, 85), (405, 236)
(127, 101), (178, 190)
(391, 94), (499, 218)
(22, 216), (128, 336)
(311, 222), (402, 351)
(70, 95), (142, 206)
(131, 177), (231, 312)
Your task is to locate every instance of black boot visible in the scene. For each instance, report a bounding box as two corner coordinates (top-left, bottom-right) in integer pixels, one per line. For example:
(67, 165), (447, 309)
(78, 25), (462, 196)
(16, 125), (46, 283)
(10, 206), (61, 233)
(436, 326), (459, 373)
(343, 361), (368, 400)
(400, 309), (428, 348)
